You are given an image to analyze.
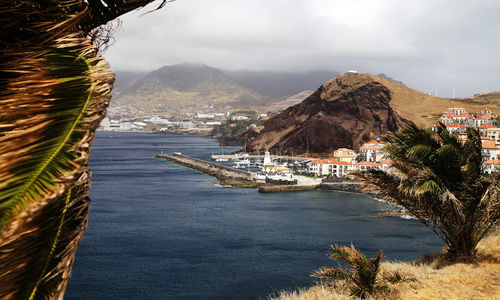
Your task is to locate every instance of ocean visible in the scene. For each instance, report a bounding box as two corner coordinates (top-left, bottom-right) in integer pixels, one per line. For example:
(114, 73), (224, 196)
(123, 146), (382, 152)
(65, 132), (442, 299)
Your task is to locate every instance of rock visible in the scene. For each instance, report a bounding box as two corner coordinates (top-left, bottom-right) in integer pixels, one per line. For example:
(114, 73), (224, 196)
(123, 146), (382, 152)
(247, 72), (409, 153)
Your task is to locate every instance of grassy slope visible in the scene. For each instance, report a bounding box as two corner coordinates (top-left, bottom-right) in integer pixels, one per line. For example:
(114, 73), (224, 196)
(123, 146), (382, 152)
(271, 226), (500, 300)
(330, 73), (500, 128)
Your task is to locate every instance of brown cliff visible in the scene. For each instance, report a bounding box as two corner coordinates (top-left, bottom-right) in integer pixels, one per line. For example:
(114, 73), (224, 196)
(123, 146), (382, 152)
(247, 73), (407, 153)
(247, 73), (498, 154)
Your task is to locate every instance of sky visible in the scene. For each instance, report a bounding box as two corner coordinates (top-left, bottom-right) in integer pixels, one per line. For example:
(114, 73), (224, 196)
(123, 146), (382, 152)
(106, 0), (500, 98)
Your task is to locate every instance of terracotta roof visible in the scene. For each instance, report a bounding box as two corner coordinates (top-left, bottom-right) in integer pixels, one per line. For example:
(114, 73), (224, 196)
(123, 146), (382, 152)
(355, 161), (381, 166)
(310, 159), (351, 165)
(365, 140), (386, 144)
(311, 159), (331, 164)
(479, 124), (495, 129)
(483, 160), (500, 165)
(330, 160), (351, 165)
(334, 153), (357, 158)
(445, 123), (465, 128)
(482, 140), (498, 149)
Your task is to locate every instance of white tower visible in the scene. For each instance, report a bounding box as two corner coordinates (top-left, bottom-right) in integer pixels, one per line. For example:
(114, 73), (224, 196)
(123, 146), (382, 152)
(263, 151), (271, 165)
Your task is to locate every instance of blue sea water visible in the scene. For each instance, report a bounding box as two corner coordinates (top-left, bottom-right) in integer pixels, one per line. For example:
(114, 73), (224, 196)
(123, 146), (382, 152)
(65, 132), (442, 300)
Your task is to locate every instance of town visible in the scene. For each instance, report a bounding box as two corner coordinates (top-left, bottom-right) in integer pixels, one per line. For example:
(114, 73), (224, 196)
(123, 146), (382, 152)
(241, 107), (500, 179)
(101, 105), (500, 178)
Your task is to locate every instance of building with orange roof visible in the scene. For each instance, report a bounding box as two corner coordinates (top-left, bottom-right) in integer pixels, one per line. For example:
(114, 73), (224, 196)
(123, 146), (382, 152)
(438, 108), (497, 131)
(359, 139), (386, 162)
(482, 127), (500, 142)
(333, 148), (357, 163)
(481, 140), (500, 161)
(445, 123), (466, 134)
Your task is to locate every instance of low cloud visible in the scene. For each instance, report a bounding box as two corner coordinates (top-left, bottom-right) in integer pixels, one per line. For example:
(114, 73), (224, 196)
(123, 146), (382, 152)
(106, 0), (500, 97)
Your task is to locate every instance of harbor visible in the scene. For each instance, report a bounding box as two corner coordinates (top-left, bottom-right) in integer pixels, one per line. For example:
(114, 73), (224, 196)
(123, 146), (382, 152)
(156, 151), (361, 193)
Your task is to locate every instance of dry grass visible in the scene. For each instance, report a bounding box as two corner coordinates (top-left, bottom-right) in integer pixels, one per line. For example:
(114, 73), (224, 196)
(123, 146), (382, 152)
(271, 226), (500, 300)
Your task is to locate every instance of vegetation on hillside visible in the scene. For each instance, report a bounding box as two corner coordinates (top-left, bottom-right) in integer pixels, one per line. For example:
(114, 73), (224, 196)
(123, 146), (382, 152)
(271, 226), (500, 300)
(210, 115), (265, 146)
(311, 245), (409, 298)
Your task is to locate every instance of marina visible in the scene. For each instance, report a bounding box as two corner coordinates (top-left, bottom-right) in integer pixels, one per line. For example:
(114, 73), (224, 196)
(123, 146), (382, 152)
(156, 152), (323, 192)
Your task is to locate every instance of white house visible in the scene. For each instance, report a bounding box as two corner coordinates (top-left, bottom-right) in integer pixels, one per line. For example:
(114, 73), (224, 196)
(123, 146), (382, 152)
(483, 160), (500, 175)
(481, 140), (500, 161)
(445, 123), (466, 134)
(328, 160), (352, 177)
(359, 140), (386, 162)
(308, 159), (332, 176)
(483, 127), (500, 142)
(333, 148), (357, 163)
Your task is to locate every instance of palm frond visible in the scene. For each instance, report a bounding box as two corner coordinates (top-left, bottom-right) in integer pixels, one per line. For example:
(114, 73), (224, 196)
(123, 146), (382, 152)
(311, 267), (351, 281)
(354, 122), (500, 258)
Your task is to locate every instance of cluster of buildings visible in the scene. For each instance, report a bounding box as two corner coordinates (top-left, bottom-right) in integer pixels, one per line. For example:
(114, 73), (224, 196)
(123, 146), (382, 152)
(99, 110), (265, 134)
(307, 140), (391, 178)
(434, 108), (500, 175)
(307, 107), (500, 177)
(437, 107), (497, 134)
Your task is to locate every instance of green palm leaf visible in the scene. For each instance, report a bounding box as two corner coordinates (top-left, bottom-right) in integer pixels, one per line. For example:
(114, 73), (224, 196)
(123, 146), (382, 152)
(0, 0), (167, 298)
(353, 122), (500, 259)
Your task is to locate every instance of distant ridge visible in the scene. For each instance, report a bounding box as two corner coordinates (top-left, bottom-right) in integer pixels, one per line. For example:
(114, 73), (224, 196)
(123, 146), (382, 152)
(112, 63), (268, 112)
(111, 63), (341, 113)
(223, 69), (340, 98)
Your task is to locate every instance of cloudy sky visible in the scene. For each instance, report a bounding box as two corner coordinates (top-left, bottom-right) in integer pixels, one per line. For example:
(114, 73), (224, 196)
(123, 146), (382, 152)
(106, 0), (500, 97)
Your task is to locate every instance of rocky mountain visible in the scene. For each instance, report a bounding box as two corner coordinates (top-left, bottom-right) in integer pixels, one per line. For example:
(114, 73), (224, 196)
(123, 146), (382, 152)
(112, 63), (269, 112)
(247, 72), (498, 154)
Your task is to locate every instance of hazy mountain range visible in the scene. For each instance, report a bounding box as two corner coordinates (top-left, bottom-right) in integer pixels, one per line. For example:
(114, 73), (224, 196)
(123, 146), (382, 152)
(111, 63), (340, 111)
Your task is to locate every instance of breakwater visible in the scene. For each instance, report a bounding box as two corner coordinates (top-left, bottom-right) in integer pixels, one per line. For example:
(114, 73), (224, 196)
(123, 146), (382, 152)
(258, 185), (319, 193)
(319, 181), (363, 193)
(156, 153), (364, 193)
(156, 153), (255, 186)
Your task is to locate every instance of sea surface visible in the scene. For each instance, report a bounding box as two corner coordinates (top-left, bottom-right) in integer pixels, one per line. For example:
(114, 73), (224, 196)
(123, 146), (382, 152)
(65, 132), (442, 300)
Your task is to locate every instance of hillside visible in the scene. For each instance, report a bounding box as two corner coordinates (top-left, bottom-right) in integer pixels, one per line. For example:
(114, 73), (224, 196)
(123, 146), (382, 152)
(248, 73), (499, 153)
(112, 63), (269, 112)
(462, 91), (500, 105)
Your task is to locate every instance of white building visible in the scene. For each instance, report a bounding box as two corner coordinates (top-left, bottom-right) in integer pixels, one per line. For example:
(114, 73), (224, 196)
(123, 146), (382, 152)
(333, 148), (357, 163)
(483, 160), (500, 175)
(445, 123), (466, 134)
(482, 127), (500, 142)
(359, 140), (386, 162)
(231, 115), (249, 121)
(481, 140), (500, 161)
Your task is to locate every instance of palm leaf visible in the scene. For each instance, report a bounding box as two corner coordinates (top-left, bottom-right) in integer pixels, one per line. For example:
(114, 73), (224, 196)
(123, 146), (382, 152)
(354, 122), (500, 258)
(0, 33), (113, 298)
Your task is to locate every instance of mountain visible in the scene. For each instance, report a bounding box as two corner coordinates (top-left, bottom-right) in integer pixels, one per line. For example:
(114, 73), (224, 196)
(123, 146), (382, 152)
(111, 64), (342, 113)
(112, 63), (269, 112)
(247, 72), (498, 154)
(223, 70), (340, 98)
(376, 73), (406, 86)
(112, 70), (147, 95)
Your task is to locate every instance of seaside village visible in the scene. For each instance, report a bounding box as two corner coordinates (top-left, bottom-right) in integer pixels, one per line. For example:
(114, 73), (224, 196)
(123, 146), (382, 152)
(253, 107), (500, 179)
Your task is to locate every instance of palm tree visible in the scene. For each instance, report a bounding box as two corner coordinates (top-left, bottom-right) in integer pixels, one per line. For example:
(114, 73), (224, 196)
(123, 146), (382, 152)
(0, 1), (168, 298)
(312, 244), (385, 298)
(354, 123), (500, 259)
